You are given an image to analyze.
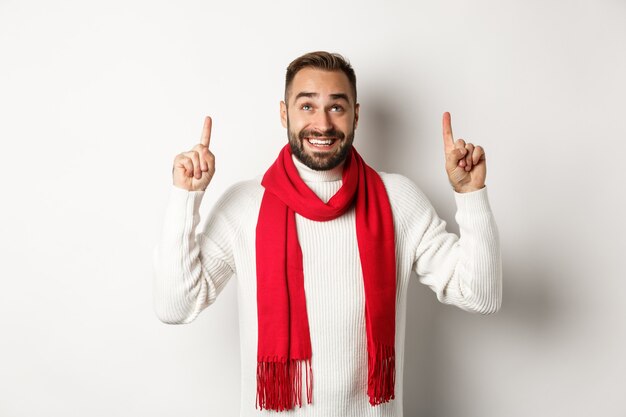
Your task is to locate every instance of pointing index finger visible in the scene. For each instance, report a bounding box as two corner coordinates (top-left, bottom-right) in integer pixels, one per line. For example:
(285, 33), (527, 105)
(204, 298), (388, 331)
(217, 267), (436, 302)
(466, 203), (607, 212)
(442, 112), (454, 151)
(201, 116), (212, 147)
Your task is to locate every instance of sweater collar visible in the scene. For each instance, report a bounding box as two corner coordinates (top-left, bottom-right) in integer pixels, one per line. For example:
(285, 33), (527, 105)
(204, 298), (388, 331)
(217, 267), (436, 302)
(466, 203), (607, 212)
(292, 154), (344, 182)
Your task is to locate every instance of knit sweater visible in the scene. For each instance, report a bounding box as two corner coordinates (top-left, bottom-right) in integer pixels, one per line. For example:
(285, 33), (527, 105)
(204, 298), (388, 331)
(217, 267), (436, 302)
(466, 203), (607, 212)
(153, 155), (502, 417)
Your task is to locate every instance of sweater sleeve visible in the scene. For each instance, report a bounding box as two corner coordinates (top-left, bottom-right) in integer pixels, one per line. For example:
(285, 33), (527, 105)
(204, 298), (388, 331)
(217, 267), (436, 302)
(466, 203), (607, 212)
(414, 187), (502, 314)
(152, 184), (242, 324)
(396, 177), (502, 314)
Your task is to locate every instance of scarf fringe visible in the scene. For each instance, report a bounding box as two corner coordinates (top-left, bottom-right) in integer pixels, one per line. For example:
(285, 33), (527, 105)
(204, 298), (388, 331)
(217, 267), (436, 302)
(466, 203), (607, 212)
(368, 342), (396, 406)
(256, 358), (312, 411)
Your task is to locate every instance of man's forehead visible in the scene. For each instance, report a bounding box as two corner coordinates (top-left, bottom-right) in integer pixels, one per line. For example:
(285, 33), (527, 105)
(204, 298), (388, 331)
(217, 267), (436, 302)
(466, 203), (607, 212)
(289, 68), (354, 102)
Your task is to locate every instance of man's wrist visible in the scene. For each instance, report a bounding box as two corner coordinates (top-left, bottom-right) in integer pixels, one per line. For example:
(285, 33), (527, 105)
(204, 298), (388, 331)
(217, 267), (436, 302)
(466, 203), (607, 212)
(453, 184), (485, 193)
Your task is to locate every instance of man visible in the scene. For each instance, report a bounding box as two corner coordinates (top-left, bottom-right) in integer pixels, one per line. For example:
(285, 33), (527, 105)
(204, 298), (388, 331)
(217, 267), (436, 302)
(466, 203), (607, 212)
(153, 51), (501, 416)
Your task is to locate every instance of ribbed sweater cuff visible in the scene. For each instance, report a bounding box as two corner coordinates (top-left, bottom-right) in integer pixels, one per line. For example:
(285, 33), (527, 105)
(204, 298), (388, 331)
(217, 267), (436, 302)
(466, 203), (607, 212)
(169, 185), (205, 213)
(453, 185), (492, 216)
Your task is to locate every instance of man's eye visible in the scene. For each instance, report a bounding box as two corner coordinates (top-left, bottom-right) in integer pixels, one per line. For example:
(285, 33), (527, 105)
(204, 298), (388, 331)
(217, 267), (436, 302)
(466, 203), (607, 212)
(331, 105), (344, 112)
(301, 105), (312, 111)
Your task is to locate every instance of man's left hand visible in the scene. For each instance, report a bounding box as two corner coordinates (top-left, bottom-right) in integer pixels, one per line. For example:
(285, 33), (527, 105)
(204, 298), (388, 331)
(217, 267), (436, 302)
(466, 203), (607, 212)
(442, 112), (486, 193)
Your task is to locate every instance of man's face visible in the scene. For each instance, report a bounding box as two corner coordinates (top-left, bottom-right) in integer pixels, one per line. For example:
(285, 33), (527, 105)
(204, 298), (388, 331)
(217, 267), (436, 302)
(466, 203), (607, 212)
(280, 68), (359, 170)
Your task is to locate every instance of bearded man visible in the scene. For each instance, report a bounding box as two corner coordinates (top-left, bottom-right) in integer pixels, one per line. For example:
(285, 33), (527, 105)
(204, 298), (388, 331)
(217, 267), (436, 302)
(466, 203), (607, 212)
(153, 51), (502, 417)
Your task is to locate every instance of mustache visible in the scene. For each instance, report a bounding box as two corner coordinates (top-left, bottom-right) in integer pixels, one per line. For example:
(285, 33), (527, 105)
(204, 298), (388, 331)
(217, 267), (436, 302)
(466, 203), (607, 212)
(298, 128), (345, 140)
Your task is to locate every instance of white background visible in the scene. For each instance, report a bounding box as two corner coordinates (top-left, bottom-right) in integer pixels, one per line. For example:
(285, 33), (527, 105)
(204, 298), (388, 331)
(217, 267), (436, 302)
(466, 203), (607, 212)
(1, 0), (625, 416)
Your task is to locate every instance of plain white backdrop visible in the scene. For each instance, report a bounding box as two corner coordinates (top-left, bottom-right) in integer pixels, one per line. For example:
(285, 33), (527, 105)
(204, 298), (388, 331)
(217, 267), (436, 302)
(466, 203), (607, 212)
(1, 0), (625, 416)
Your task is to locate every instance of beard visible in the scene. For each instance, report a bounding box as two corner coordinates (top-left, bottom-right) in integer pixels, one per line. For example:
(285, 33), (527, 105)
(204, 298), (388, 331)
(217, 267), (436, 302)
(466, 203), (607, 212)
(287, 118), (355, 171)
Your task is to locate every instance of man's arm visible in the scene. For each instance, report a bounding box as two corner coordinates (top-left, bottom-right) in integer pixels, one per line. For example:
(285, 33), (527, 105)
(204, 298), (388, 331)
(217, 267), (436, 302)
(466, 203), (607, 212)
(152, 116), (235, 324)
(409, 112), (500, 313)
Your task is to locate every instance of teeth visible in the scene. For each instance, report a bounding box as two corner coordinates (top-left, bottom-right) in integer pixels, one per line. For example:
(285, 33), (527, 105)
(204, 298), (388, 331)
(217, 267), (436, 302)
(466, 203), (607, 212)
(308, 138), (333, 145)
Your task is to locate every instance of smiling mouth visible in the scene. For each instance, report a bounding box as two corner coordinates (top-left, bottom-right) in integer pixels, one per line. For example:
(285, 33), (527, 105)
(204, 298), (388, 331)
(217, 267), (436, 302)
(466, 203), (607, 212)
(305, 137), (338, 148)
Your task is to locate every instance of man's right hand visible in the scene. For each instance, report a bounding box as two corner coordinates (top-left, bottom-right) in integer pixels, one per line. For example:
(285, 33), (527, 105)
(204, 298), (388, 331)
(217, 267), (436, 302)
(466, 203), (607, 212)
(172, 116), (216, 192)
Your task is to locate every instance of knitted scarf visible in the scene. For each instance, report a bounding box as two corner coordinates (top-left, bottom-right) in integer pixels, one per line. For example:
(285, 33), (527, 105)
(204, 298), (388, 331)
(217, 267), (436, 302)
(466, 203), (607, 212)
(255, 144), (396, 411)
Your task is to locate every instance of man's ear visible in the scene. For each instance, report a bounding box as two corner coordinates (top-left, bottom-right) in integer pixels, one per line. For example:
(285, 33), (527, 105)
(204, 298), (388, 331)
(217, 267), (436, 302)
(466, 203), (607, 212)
(280, 101), (288, 128)
(354, 103), (360, 129)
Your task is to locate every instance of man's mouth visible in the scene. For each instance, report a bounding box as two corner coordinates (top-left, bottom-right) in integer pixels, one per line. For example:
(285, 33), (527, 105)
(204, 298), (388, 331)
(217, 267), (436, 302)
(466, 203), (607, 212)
(305, 137), (338, 148)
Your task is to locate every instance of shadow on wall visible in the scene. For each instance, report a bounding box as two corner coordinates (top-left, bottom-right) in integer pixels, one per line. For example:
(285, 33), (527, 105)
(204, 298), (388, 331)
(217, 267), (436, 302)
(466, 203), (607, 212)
(356, 85), (412, 175)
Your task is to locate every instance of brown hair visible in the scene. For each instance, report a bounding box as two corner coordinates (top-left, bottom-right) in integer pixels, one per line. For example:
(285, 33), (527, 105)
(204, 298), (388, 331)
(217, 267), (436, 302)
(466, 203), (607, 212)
(284, 51), (357, 104)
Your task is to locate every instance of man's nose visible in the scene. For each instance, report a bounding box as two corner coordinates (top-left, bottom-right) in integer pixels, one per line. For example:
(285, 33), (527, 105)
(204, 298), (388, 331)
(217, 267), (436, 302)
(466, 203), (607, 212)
(312, 109), (333, 132)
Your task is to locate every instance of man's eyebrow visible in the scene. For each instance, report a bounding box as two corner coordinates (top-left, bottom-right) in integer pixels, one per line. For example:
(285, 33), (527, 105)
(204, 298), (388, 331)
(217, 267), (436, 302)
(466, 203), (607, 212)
(294, 92), (318, 101)
(294, 92), (351, 103)
(329, 93), (350, 103)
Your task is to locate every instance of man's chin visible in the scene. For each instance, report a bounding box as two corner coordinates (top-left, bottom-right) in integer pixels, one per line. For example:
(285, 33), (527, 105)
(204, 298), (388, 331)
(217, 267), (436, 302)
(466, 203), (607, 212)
(294, 148), (348, 171)
(308, 156), (341, 171)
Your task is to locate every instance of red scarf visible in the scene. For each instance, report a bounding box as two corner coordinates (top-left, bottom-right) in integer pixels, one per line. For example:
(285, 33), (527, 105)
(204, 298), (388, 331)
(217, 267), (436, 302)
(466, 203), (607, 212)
(255, 145), (396, 411)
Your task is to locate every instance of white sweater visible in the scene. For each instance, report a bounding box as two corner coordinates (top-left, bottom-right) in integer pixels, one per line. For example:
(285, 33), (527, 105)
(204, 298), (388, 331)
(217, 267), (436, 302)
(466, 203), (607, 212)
(153, 156), (502, 417)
